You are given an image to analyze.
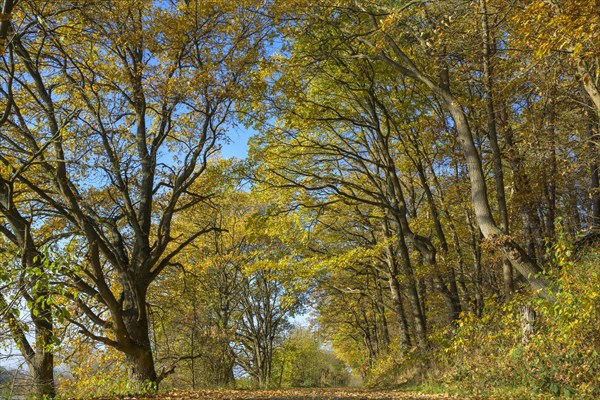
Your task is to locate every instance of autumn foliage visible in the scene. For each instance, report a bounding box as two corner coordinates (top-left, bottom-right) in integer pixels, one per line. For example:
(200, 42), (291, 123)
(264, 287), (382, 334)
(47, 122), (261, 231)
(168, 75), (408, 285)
(0, 0), (599, 399)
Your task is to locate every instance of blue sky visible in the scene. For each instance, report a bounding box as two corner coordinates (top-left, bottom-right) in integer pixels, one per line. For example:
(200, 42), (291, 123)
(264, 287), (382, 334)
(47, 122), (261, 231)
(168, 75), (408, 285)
(221, 126), (256, 159)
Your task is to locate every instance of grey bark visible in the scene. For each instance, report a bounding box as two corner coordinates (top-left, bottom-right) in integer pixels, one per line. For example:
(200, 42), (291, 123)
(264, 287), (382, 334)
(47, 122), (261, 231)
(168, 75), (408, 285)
(520, 305), (536, 345)
(382, 234), (412, 348)
(578, 59), (600, 115)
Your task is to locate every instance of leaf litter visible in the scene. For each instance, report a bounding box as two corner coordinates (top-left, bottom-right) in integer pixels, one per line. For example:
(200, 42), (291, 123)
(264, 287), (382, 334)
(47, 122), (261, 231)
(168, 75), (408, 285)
(90, 388), (483, 400)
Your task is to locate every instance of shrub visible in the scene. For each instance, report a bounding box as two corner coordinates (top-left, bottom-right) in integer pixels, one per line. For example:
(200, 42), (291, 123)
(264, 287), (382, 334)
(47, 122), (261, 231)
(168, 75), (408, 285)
(432, 247), (600, 399)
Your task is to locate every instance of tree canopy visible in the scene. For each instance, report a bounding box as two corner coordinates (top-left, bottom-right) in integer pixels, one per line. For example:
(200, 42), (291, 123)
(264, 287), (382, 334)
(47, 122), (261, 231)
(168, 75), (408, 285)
(0, 1), (598, 399)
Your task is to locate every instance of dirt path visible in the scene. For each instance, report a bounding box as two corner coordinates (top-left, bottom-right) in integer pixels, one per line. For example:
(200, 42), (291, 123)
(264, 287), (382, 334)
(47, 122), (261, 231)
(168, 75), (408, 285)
(93, 388), (477, 400)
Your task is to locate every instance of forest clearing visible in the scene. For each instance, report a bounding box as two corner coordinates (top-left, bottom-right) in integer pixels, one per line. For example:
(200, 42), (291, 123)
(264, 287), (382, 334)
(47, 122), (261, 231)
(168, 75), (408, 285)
(0, 0), (599, 399)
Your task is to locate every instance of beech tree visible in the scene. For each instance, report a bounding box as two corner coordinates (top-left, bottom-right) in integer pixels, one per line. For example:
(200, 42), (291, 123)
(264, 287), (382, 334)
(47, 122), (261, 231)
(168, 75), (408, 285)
(265, 0), (556, 300)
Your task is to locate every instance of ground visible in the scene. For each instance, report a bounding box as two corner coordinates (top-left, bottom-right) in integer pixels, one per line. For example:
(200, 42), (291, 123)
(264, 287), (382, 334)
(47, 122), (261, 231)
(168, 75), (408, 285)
(91, 388), (482, 400)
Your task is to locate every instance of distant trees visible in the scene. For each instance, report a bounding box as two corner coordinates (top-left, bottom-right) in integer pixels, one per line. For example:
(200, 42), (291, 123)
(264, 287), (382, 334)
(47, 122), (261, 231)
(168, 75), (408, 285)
(272, 328), (350, 388)
(147, 182), (310, 389)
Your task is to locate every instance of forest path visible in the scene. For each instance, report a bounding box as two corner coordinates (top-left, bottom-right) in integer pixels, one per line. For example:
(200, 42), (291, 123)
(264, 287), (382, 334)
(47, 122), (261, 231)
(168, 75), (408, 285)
(92, 388), (482, 400)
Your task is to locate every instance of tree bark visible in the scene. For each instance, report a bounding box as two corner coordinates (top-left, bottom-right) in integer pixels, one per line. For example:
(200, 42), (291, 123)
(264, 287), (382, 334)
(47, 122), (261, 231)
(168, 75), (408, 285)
(384, 256), (412, 348)
(124, 326), (158, 390)
(578, 59), (600, 115)
(374, 269), (391, 350)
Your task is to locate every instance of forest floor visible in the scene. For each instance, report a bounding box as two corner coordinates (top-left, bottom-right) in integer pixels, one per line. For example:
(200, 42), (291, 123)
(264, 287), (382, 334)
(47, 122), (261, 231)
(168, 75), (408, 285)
(91, 388), (485, 400)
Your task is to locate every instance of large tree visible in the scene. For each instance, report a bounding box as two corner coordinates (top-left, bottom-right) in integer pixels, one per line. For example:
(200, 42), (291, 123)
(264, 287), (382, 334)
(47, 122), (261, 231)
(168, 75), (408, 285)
(0, 0), (269, 388)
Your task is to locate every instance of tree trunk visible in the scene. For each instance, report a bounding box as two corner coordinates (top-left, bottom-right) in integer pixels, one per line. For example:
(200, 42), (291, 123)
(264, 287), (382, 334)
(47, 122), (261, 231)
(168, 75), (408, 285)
(388, 274), (411, 349)
(466, 208), (485, 316)
(29, 295), (56, 400)
(520, 305), (536, 345)
(396, 228), (427, 347)
(479, 0), (514, 297)
(377, 26), (555, 300)
(374, 269), (391, 350)
(0, 292), (56, 400)
(125, 347), (157, 391)
(583, 85), (600, 230)
(433, 273), (462, 322)
(121, 283), (158, 391)
(382, 215), (424, 347)
(383, 241), (412, 348)
(30, 353), (55, 399)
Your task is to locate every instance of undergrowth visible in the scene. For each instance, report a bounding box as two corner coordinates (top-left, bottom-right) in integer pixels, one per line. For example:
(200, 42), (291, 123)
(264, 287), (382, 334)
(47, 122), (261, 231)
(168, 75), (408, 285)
(367, 245), (600, 399)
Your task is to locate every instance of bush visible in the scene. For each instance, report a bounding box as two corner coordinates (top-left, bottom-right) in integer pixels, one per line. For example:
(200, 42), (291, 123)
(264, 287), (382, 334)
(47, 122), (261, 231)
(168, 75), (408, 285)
(431, 247), (600, 399)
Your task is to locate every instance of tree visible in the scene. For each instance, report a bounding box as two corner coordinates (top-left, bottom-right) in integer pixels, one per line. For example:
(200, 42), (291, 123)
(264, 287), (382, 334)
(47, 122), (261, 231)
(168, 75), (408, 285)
(0, 0), (269, 388)
(0, 2), (68, 397)
(266, 0), (555, 300)
(149, 172), (309, 389)
(512, 0), (600, 232)
(0, 248), (56, 398)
